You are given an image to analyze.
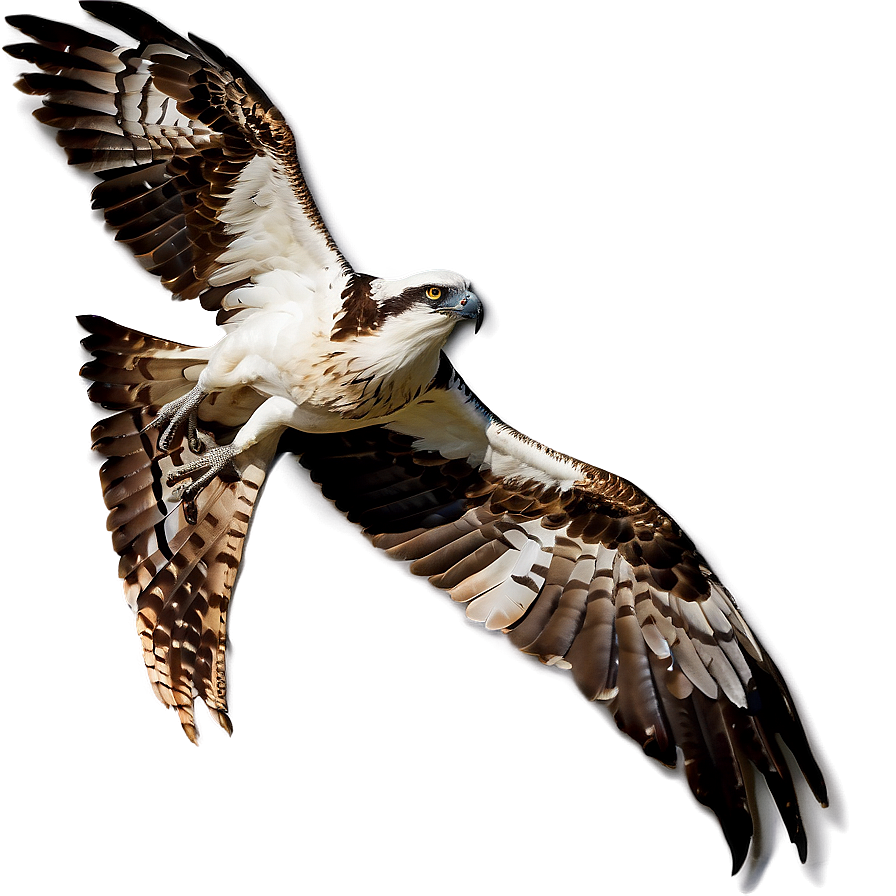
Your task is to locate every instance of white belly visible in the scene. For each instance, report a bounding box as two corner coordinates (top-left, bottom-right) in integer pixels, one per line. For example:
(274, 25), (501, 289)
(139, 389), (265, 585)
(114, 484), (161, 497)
(195, 292), (441, 436)
(201, 306), (326, 404)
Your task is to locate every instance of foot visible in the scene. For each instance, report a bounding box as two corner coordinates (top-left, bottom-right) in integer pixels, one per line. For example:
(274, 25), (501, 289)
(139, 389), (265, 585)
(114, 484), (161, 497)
(166, 444), (239, 524)
(147, 387), (209, 452)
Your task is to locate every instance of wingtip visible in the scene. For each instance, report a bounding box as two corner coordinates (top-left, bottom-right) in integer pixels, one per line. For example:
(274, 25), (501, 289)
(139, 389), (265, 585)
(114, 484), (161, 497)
(723, 833), (749, 877)
(214, 710), (234, 737)
(721, 816), (753, 876)
(76, 314), (118, 336)
(5, 14), (31, 30)
(78, 0), (132, 21)
(3, 41), (35, 61)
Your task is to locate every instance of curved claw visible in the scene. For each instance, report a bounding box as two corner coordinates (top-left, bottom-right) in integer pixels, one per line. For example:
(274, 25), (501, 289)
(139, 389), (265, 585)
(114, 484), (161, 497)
(147, 387), (209, 452)
(187, 425), (217, 455)
(167, 444), (239, 524)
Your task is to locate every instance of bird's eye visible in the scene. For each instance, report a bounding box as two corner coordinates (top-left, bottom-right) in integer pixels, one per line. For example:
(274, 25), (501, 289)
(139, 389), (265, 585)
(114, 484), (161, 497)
(426, 287), (442, 301)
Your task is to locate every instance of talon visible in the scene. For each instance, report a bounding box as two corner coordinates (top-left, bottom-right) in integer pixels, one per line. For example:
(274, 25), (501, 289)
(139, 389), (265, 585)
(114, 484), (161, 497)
(165, 444), (240, 520)
(183, 500), (198, 526)
(187, 425), (216, 455)
(147, 387), (209, 452)
(186, 414), (202, 453)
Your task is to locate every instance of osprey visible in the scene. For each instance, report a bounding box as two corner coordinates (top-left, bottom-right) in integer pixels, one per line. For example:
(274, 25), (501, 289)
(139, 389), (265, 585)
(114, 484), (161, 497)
(6, 1), (827, 874)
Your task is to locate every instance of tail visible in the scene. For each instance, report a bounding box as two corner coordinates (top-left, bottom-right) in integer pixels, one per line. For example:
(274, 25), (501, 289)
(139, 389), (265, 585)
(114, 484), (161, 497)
(79, 315), (277, 742)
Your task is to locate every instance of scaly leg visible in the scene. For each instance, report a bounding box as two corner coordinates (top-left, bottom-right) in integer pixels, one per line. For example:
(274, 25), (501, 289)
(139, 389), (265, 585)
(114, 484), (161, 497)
(166, 396), (302, 523)
(168, 444), (240, 524)
(147, 386), (210, 452)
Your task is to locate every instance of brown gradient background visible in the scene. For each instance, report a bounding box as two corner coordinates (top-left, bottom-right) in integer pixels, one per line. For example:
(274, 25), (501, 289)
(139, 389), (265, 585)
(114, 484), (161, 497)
(1, 1), (890, 893)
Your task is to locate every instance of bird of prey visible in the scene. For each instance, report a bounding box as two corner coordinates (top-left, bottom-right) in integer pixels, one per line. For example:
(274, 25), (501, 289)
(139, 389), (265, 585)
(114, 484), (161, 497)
(6, 1), (827, 874)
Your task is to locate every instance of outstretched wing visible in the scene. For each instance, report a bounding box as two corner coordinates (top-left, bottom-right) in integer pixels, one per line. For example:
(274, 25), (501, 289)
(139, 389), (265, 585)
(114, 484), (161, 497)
(80, 315), (278, 742)
(295, 356), (828, 874)
(6, 1), (351, 320)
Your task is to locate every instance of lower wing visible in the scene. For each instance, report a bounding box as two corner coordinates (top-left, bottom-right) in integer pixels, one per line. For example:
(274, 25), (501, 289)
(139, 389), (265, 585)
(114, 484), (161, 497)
(293, 354), (828, 874)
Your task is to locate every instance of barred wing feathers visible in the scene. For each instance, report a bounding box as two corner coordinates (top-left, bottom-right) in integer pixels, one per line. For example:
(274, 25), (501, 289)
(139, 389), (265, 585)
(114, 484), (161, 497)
(297, 358), (828, 872)
(80, 315), (278, 742)
(6, 2), (350, 320)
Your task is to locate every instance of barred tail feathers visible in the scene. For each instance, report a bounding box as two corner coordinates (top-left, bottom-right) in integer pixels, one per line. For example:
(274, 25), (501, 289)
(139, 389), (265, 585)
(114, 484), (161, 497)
(78, 315), (275, 741)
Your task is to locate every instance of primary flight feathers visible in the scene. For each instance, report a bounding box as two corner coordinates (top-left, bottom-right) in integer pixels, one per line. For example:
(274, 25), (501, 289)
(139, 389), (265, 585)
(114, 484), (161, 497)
(6, 1), (827, 874)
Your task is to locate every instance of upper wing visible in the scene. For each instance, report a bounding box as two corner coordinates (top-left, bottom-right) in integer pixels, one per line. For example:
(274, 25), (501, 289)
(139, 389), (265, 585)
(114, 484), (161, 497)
(6, 2), (351, 319)
(294, 356), (828, 873)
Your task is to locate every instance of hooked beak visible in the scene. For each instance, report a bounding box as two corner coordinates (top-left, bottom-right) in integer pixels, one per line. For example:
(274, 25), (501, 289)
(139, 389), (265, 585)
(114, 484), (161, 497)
(438, 290), (484, 333)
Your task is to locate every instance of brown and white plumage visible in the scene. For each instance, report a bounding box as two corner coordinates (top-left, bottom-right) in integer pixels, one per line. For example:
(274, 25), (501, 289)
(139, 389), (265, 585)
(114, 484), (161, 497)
(6, 0), (347, 309)
(6, 1), (827, 874)
(81, 316), (276, 741)
(292, 369), (828, 870)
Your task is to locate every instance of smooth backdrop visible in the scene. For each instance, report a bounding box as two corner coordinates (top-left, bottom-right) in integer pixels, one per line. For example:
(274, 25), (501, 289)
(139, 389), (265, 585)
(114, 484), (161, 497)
(2, 2), (892, 893)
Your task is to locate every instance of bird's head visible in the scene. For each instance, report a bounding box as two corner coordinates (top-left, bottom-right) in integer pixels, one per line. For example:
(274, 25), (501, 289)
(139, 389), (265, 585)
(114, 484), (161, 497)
(372, 270), (484, 335)
(331, 270), (482, 354)
(331, 271), (483, 383)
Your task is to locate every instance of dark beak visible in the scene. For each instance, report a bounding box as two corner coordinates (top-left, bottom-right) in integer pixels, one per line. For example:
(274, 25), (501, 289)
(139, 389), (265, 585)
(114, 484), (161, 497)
(439, 290), (483, 332)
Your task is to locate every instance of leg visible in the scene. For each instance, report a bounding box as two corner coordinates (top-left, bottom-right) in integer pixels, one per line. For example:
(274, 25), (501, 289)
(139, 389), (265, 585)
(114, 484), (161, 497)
(167, 396), (299, 523)
(149, 335), (291, 453)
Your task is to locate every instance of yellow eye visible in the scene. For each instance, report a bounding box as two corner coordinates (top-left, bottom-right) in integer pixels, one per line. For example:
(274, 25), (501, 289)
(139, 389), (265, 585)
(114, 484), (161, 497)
(426, 287), (442, 300)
